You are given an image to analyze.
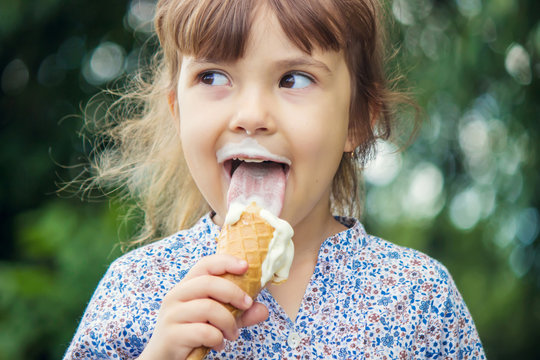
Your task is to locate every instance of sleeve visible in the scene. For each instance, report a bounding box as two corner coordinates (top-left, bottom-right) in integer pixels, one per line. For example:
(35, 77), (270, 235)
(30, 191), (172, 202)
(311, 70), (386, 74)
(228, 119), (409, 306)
(62, 255), (158, 360)
(423, 264), (487, 359)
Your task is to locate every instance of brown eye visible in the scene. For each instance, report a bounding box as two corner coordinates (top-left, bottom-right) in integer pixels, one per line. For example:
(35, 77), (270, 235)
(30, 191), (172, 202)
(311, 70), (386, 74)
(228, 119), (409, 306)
(200, 71), (229, 86)
(279, 74), (295, 88)
(279, 72), (313, 89)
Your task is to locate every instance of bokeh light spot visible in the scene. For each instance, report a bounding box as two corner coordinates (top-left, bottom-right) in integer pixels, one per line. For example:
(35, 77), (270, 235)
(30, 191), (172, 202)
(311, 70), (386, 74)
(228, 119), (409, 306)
(83, 42), (125, 85)
(505, 43), (532, 85)
(364, 140), (402, 186)
(37, 54), (66, 87)
(459, 111), (490, 161)
(516, 208), (539, 246)
(57, 36), (86, 70)
(456, 0), (482, 18)
(127, 0), (156, 33)
(1, 58), (29, 95)
(420, 26), (449, 60)
(449, 187), (482, 230)
(392, 0), (415, 26)
(494, 213), (517, 249)
(392, 0), (433, 26)
(402, 162), (444, 220)
(509, 245), (535, 278)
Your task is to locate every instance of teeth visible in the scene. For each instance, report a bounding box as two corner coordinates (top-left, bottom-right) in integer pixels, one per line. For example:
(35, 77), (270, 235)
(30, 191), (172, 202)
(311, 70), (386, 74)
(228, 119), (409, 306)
(233, 157), (264, 163)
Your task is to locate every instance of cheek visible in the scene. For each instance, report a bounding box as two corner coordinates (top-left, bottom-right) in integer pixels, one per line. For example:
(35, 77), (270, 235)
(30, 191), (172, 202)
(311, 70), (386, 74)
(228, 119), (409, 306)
(178, 95), (217, 149)
(296, 127), (327, 156)
(178, 109), (213, 171)
(292, 112), (349, 158)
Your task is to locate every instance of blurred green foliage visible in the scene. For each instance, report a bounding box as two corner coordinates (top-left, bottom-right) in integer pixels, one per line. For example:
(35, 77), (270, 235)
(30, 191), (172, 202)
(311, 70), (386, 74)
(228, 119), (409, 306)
(0, 202), (122, 359)
(0, 0), (539, 359)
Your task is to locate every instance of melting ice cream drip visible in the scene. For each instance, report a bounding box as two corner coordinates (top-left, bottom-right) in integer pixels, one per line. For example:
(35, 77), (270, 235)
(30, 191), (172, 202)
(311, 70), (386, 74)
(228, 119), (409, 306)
(225, 202), (294, 286)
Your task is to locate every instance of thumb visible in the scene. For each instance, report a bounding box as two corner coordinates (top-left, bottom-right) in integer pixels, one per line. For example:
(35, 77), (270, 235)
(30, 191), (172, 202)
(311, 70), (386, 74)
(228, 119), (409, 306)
(237, 302), (269, 328)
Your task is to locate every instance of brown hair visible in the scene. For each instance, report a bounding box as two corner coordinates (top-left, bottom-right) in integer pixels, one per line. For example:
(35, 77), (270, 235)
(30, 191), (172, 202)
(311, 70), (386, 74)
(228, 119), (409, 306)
(85, 0), (417, 246)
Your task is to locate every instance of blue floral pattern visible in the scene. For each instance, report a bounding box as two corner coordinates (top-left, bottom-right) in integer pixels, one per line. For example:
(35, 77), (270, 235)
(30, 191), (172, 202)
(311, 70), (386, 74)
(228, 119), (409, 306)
(64, 215), (486, 359)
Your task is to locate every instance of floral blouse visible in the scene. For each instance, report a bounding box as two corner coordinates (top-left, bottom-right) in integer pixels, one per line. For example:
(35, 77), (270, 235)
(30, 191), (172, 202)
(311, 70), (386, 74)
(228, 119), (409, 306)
(64, 214), (486, 359)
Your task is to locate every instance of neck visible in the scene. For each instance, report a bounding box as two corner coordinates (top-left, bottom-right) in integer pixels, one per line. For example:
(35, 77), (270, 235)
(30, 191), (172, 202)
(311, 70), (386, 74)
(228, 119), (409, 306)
(290, 203), (346, 261)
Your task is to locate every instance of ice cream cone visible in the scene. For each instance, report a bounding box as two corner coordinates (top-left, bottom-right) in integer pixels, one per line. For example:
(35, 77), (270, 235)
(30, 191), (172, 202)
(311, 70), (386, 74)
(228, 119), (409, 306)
(186, 202), (283, 360)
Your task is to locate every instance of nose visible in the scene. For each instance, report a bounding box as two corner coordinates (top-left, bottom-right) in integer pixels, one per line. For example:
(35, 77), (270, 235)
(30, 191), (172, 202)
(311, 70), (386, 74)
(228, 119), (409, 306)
(229, 87), (276, 135)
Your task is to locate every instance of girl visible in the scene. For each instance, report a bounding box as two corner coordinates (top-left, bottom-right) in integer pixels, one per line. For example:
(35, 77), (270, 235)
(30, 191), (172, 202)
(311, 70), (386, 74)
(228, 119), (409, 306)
(64, 0), (486, 359)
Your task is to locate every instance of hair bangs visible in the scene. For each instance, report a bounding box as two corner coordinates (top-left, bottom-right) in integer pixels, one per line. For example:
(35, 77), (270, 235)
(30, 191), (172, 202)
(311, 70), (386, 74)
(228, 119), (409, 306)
(174, 0), (257, 61)
(268, 0), (344, 54)
(157, 0), (348, 67)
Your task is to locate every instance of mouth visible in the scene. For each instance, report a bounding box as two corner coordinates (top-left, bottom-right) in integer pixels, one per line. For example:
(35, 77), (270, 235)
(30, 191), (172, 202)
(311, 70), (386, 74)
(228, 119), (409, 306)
(223, 157), (290, 178)
(216, 138), (291, 179)
(224, 155), (289, 216)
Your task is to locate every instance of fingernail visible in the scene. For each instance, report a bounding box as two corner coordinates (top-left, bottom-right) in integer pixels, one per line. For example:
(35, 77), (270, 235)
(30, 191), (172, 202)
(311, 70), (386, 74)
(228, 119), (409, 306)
(239, 260), (248, 267)
(244, 294), (253, 307)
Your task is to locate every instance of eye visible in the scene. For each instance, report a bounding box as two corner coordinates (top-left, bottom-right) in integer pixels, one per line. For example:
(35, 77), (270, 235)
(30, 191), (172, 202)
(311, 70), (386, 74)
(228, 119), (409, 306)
(199, 71), (230, 86)
(279, 72), (313, 89)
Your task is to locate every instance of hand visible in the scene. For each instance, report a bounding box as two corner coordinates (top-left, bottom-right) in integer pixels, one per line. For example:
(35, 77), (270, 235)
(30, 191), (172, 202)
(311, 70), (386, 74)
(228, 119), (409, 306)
(137, 254), (269, 360)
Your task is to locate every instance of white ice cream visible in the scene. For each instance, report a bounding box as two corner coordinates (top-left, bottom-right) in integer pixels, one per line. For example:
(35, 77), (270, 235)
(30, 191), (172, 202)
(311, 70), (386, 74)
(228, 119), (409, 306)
(225, 202), (294, 287)
(258, 208), (294, 286)
(224, 202), (249, 225)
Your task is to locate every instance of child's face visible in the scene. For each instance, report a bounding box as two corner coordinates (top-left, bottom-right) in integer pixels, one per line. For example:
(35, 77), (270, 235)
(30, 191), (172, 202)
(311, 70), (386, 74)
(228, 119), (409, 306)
(174, 8), (355, 228)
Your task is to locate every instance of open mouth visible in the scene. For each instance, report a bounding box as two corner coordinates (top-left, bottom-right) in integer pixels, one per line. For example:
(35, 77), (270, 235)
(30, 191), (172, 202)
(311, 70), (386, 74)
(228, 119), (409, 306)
(216, 138), (291, 181)
(224, 158), (290, 178)
(224, 156), (289, 216)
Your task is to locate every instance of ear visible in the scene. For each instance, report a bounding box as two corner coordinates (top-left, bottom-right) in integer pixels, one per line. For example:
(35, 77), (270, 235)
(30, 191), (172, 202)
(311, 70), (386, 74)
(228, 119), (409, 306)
(168, 90), (181, 135)
(168, 90), (177, 118)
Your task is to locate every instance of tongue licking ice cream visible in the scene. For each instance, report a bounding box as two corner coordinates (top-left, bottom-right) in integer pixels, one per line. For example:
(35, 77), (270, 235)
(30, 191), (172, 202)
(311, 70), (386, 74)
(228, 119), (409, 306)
(227, 161), (286, 216)
(186, 141), (294, 360)
(221, 139), (293, 286)
(217, 137), (290, 216)
(217, 138), (293, 281)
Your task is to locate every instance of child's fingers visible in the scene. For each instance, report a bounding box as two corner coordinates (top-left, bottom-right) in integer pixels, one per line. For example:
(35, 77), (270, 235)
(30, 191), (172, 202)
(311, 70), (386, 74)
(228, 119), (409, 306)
(168, 275), (253, 310)
(174, 299), (240, 341)
(139, 322), (224, 360)
(237, 302), (269, 328)
(180, 322), (225, 352)
(185, 254), (248, 279)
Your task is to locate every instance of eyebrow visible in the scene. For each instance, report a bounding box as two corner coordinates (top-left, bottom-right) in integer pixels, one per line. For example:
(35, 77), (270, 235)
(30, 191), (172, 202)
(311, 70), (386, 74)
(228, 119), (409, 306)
(184, 58), (228, 70)
(274, 57), (332, 74)
(184, 56), (332, 74)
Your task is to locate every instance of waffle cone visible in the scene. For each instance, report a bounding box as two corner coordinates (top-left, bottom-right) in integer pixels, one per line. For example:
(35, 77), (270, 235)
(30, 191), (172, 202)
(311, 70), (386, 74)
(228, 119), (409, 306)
(186, 203), (275, 360)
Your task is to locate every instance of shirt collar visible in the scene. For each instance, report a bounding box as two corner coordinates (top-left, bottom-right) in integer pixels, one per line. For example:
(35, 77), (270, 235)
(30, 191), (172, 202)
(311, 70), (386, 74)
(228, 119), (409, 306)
(193, 213), (368, 252)
(317, 216), (369, 256)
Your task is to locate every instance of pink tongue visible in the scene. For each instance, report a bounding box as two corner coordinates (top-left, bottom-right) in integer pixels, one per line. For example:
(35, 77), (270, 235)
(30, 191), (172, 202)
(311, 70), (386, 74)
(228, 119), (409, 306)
(227, 162), (286, 216)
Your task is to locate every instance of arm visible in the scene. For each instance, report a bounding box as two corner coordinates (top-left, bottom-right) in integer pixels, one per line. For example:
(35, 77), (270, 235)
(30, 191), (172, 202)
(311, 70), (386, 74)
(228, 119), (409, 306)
(137, 255), (268, 360)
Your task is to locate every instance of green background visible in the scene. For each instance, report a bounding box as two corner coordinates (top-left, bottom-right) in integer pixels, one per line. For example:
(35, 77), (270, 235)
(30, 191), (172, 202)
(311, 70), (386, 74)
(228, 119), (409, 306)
(0, 0), (538, 359)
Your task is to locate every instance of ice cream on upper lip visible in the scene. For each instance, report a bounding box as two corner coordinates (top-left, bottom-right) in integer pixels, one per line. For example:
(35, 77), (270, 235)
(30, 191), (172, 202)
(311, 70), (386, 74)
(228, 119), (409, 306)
(216, 138), (290, 216)
(216, 138), (291, 168)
